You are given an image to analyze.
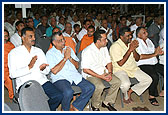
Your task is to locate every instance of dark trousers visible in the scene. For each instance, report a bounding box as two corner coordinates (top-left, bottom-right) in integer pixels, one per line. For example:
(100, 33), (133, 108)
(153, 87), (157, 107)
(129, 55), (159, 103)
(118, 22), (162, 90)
(156, 63), (164, 90)
(42, 81), (63, 111)
(139, 64), (159, 97)
(53, 78), (95, 111)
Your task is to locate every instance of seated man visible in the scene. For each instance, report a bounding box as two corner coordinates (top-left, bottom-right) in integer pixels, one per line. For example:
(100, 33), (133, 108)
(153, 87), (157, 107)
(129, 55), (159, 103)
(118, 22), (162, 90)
(136, 27), (164, 106)
(4, 29), (15, 100)
(81, 30), (121, 111)
(78, 25), (95, 53)
(8, 27), (63, 111)
(110, 27), (152, 104)
(46, 32), (95, 111)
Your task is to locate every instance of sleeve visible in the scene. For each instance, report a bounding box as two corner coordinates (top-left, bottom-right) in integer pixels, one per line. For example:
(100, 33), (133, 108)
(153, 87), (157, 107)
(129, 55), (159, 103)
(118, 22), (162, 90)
(70, 47), (79, 62)
(46, 51), (58, 70)
(109, 44), (123, 63)
(8, 51), (31, 78)
(10, 36), (17, 47)
(38, 49), (50, 75)
(104, 47), (112, 65)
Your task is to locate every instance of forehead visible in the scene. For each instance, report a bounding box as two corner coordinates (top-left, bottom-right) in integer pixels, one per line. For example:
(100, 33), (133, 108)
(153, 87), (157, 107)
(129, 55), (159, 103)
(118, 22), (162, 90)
(140, 28), (146, 33)
(124, 31), (132, 35)
(25, 30), (34, 35)
(18, 23), (24, 26)
(88, 28), (94, 31)
(101, 33), (107, 38)
(56, 35), (63, 40)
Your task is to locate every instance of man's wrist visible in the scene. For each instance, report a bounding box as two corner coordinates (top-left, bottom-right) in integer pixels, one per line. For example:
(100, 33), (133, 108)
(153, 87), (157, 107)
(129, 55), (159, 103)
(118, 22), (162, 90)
(63, 58), (67, 62)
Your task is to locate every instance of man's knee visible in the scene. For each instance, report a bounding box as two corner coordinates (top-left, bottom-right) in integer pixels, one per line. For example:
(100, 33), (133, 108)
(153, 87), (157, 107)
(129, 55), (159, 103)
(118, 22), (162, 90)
(63, 88), (74, 98)
(121, 82), (131, 92)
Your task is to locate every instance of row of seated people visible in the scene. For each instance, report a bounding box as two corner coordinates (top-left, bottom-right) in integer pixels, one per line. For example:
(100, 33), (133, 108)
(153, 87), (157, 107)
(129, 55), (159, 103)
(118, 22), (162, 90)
(4, 25), (164, 111)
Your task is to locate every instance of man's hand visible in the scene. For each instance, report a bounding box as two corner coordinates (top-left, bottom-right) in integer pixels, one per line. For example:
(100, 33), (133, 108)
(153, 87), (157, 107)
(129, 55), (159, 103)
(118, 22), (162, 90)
(155, 46), (164, 56)
(28, 56), (37, 70)
(101, 73), (112, 82)
(64, 47), (71, 60)
(129, 40), (139, 52)
(40, 63), (49, 71)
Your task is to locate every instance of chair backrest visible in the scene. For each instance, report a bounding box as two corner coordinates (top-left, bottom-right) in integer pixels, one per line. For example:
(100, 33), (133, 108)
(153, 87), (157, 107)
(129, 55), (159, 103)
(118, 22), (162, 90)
(4, 103), (12, 111)
(19, 80), (50, 111)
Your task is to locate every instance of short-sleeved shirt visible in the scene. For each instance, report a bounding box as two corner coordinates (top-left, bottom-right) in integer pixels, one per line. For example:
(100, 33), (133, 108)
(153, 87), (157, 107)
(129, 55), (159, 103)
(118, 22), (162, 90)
(46, 46), (82, 85)
(110, 39), (139, 77)
(136, 37), (158, 66)
(81, 43), (111, 79)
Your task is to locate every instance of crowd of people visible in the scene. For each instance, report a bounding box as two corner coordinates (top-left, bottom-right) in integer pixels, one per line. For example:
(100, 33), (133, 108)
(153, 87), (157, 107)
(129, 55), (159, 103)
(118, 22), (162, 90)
(4, 4), (164, 111)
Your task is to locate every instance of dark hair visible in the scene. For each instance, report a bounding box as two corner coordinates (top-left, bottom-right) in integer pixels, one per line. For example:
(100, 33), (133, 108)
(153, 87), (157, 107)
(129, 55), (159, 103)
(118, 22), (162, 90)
(119, 26), (131, 37)
(136, 27), (145, 37)
(83, 19), (91, 25)
(26, 17), (33, 23)
(52, 27), (60, 33)
(73, 24), (80, 29)
(51, 31), (62, 42)
(4, 29), (9, 36)
(120, 16), (126, 21)
(21, 27), (34, 37)
(93, 29), (106, 43)
(15, 21), (24, 27)
(87, 25), (95, 30)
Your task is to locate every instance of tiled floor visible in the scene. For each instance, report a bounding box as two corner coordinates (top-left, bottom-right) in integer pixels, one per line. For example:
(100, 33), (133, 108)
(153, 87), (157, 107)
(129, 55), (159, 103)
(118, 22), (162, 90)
(4, 86), (164, 112)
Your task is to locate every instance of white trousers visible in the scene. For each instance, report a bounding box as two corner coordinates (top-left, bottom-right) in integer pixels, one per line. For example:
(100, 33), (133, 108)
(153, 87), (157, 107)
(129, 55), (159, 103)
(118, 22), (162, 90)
(114, 69), (152, 100)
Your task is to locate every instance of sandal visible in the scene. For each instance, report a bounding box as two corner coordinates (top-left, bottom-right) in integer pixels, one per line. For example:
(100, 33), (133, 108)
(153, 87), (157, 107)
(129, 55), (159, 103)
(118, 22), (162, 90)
(149, 98), (159, 106)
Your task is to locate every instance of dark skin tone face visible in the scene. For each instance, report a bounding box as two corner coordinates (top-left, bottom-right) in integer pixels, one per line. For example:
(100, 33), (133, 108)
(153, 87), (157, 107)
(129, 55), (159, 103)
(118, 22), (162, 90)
(120, 32), (133, 46)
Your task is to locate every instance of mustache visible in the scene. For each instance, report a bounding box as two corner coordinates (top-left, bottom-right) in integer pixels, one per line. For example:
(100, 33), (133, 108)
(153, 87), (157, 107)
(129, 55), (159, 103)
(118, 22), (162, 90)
(31, 40), (35, 43)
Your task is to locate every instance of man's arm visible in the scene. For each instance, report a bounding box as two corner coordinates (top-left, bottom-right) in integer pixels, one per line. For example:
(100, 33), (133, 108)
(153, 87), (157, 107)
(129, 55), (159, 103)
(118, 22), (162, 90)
(133, 50), (140, 61)
(69, 57), (79, 69)
(105, 62), (113, 74)
(51, 58), (67, 75)
(117, 40), (139, 66)
(83, 69), (112, 82)
(140, 46), (164, 60)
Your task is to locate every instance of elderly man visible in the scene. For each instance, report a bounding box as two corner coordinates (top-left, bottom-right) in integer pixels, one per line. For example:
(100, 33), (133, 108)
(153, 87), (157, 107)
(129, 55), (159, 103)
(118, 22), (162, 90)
(81, 30), (121, 111)
(8, 27), (63, 111)
(46, 31), (95, 111)
(136, 27), (164, 106)
(110, 27), (152, 104)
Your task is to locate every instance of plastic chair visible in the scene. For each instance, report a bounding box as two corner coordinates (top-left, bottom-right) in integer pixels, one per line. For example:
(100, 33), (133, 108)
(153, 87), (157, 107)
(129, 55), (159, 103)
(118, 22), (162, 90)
(18, 80), (50, 111)
(4, 103), (12, 111)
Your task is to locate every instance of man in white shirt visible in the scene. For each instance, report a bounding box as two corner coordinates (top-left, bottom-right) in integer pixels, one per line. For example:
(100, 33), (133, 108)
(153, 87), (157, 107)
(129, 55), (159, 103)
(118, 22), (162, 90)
(99, 19), (113, 44)
(10, 21), (25, 47)
(136, 27), (163, 106)
(8, 27), (63, 111)
(81, 30), (121, 111)
(77, 19), (91, 41)
(130, 17), (143, 39)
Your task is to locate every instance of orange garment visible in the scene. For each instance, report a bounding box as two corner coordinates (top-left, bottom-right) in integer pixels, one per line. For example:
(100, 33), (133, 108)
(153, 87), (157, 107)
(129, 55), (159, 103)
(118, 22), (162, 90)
(48, 43), (53, 50)
(78, 35), (94, 53)
(64, 37), (76, 54)
(4, 42), (15, 99)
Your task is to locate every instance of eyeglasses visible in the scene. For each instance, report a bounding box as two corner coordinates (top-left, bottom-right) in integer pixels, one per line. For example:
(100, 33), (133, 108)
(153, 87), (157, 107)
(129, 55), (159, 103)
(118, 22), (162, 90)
(56, 37), (65, 43)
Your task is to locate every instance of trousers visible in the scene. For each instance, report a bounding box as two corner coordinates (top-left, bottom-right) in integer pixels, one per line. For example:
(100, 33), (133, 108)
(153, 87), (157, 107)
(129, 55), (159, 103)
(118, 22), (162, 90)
(86, 74), (121, 108)
(42, 81), (63, 111)
(53, 78), (95, 111)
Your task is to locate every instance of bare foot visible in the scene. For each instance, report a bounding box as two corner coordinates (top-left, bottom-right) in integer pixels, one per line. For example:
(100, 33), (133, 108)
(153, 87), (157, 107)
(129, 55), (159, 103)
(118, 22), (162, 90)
(123, 98), (131, 104)
(159, 90), (164, 97)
